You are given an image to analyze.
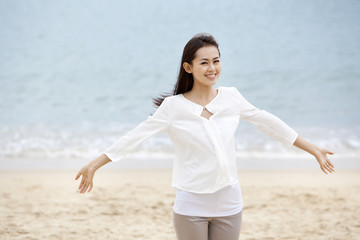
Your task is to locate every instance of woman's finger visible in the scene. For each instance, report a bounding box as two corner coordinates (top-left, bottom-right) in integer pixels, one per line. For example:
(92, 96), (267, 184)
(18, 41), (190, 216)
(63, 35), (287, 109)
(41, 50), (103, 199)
(327, 150), (334, 155)
(323, 163), (332, 173)
(320, 164), (327, 174)
(75, 172), (81, 180)
(79, 179), (85, 189)
(88, 182), (93, 192)
(325, 160), (334, 171)
(325, 159), (335, 172)
(80, 183), (88, 193)
(321, 160), (330, 174)
(324, 154), (335, 168)
(80, 178), (88, 191)
(79, 182), (84, 192)
(325, 157), (335, 168)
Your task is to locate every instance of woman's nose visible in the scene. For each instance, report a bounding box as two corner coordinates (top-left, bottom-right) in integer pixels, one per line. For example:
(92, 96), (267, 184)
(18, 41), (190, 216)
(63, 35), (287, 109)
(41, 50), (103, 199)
(208, 63), (215, 71)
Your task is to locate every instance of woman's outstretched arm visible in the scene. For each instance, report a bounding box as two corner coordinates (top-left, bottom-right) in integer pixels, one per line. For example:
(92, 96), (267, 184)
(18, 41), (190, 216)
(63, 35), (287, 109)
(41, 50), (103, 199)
(74, 97), (171, 193)
(75, 153), (111, 193)
(293, 135), (335, 174)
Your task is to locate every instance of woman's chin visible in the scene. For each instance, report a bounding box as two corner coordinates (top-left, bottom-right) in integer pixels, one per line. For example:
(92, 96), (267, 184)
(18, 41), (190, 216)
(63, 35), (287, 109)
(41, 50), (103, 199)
(194, 77), (219, 87)
(209, 79), (219, 86)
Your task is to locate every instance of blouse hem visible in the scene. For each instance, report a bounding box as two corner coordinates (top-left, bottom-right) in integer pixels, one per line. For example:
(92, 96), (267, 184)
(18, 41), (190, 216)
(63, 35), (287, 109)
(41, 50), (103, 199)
(172, 205), (243, 218)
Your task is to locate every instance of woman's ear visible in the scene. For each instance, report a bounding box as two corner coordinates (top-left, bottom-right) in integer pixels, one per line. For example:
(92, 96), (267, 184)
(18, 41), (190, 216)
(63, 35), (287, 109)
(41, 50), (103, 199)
(183, 62), (192, 74)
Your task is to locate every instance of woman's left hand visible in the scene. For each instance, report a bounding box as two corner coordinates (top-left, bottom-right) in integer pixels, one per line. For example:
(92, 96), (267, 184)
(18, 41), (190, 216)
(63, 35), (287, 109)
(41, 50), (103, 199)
(293, 136), (335, 174)
(314, 148), (335, 174)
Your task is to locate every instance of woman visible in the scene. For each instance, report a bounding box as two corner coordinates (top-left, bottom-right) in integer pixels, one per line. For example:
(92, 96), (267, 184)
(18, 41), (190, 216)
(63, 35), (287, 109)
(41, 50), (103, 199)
(75, 33), (334, 240)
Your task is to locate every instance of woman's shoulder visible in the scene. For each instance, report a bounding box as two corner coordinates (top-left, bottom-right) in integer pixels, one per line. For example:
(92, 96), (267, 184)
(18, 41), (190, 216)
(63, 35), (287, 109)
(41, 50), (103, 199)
(165, 94), (181, 99)
(164, 94), (181, 102)
(161, 94), (182, 107)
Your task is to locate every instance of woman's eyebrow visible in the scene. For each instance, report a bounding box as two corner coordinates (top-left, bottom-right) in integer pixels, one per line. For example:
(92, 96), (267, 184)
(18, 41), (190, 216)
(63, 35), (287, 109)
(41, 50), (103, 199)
(199, 56), (220, 61)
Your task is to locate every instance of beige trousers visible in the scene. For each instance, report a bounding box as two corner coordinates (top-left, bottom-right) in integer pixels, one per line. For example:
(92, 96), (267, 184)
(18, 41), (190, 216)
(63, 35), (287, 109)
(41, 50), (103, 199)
(172, 211), (242, 240)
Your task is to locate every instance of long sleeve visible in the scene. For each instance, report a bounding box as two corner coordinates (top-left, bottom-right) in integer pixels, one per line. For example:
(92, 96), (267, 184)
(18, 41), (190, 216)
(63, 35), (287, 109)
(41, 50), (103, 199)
(104, 97), (171, 162)
(232, 87), (298, 147)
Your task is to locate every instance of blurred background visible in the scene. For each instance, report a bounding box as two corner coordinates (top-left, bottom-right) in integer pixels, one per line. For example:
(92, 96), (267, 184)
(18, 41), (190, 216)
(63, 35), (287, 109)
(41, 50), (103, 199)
(1, 0), (359, 169)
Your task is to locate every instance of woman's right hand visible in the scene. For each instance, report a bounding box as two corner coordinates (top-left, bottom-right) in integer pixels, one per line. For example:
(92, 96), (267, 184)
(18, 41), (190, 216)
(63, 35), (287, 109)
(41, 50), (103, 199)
(75, 165), (95, 193)
(74, 154), (111, 193)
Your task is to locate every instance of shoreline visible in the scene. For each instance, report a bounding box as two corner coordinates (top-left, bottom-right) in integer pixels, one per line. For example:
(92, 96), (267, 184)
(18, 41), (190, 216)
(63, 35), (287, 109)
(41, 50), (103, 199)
(1, 153), (359, 170)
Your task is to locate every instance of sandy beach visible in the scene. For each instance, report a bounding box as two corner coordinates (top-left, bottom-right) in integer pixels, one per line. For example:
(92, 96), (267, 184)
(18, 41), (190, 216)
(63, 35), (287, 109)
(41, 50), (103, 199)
(0, 169), (359, 240)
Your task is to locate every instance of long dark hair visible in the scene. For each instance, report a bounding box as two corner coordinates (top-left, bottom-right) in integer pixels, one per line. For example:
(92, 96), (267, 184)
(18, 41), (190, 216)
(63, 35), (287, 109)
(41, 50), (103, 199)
(153, 33), (220, 107)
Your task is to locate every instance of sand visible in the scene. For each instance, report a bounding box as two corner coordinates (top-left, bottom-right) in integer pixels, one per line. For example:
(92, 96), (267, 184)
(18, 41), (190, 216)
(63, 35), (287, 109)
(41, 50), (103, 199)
(0, 169), (359, 240)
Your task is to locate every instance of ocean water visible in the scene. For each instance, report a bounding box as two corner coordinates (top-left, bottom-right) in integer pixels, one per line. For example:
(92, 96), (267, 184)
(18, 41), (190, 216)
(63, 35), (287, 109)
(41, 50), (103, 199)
(1, 0), (360, 168)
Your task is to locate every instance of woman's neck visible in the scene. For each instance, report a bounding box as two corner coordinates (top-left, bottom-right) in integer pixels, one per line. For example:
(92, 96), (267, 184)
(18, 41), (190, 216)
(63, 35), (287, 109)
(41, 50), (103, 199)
(184, 83), (218, 105)
(191, 84), (217, 99)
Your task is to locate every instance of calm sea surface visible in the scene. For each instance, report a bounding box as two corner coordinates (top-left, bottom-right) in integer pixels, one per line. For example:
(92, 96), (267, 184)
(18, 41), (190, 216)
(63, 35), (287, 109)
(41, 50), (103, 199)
(1, 0), (359, 168)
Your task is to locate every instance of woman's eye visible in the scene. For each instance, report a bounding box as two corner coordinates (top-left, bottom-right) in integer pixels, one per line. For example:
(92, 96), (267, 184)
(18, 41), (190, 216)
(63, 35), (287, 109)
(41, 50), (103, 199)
(201, 62), (207, 65)
(214, 60), (220, 63)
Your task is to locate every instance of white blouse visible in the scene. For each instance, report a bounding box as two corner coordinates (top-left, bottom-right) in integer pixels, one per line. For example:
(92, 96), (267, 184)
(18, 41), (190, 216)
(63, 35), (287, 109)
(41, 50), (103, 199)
(104, 86), (298, 193)
(173, 182), (243, 217)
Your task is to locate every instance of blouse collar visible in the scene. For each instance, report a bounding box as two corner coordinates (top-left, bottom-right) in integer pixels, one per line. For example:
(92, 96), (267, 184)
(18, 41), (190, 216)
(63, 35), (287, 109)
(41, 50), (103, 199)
(180, 87), (222, 115)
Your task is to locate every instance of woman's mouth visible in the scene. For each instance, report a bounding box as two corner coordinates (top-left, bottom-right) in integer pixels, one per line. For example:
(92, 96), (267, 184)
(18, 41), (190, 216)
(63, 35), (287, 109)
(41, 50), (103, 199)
(206, 73), (216, 80)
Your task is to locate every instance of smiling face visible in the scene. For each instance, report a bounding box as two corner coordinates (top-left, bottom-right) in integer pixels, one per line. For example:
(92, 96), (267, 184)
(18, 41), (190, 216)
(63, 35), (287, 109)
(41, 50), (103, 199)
(183, 45), (222, 88)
